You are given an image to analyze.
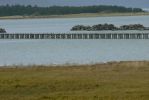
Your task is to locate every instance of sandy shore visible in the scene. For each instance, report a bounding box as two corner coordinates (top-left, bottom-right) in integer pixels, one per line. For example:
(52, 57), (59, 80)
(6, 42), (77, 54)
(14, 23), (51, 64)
(0, 12), (149, 20)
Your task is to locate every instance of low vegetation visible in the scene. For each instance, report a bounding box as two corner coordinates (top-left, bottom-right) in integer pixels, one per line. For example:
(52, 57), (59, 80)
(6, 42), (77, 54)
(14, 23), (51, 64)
(0, 61), (149, 100)
(71, 24), (149, 31)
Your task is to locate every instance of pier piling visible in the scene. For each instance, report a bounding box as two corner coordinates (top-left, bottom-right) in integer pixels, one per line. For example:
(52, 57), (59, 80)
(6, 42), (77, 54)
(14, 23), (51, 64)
(0, 33), (149, 39)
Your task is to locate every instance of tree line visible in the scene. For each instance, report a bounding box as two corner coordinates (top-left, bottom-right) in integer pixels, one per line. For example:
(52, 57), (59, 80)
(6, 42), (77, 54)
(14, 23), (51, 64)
(0, 5), (144, 16)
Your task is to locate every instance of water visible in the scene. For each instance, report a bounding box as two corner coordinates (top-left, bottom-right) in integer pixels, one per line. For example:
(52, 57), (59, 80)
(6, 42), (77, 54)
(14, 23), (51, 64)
(0, 16), (149, 66)
(0, 16), (149, 33)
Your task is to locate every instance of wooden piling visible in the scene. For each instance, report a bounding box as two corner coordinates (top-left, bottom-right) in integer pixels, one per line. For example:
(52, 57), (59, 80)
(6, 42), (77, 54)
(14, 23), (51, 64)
(0, 32), (149, 39)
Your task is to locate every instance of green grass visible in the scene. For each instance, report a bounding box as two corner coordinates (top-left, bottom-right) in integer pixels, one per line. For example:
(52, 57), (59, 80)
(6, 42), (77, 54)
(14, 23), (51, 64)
(0, 61), (149, 100)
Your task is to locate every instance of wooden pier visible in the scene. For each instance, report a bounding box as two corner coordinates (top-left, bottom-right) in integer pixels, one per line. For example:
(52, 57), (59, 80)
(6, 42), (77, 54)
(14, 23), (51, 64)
(0, 32), (149, 39)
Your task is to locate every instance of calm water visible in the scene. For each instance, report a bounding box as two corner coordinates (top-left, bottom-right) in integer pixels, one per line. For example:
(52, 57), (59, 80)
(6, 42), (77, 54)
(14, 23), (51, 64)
(0, 16), (149, 33)
(0, 16), (149, 66)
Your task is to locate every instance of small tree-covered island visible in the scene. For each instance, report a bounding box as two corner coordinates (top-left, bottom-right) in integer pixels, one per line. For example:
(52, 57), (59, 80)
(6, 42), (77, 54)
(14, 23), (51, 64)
(71, 24), (149, 31)
(0, 28), (6, 33)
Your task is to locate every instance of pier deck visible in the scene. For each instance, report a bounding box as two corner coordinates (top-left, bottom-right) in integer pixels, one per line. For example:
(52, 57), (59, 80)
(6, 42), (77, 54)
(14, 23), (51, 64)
(0, 32), (149, 39)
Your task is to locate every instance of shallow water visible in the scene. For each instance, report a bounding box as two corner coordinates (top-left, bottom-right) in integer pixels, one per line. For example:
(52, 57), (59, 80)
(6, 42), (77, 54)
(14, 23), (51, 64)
(0, 39), (149, 66)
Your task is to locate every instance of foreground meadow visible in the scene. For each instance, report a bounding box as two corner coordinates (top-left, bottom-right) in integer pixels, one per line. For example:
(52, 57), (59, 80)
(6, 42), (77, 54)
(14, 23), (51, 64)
(0, 61), (149, 100)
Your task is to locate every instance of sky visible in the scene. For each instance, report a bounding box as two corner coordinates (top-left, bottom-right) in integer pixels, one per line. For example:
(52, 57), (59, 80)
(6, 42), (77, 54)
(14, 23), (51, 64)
(0, 0), (148, 8)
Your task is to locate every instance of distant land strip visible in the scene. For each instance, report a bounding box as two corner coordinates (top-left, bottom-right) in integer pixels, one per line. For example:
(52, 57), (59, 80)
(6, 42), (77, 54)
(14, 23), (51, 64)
(0, 12), (149, 19)
(0, 5), (148, 19)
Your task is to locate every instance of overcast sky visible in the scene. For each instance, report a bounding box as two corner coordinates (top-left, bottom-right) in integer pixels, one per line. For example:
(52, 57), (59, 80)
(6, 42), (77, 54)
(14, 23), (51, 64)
(0, 0), (148, 8)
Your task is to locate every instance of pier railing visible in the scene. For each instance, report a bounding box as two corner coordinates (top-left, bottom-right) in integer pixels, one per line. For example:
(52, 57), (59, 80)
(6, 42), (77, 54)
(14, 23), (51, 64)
(0, 33), (149, 39)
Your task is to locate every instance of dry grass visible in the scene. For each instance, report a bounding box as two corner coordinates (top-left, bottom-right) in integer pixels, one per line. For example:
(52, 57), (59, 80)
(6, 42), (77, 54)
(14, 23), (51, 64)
(0, 61), (149, 100)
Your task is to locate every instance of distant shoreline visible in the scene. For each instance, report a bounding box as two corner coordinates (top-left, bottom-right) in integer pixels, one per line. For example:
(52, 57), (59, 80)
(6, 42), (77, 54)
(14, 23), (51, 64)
(0, 61), (148, 68)
(0, 12), (149, 20)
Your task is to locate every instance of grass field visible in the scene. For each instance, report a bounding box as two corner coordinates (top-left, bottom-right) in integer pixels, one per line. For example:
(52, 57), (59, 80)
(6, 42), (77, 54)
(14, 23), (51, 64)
(0, 61), (149, 100)
(0, 12), (149, 19)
